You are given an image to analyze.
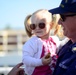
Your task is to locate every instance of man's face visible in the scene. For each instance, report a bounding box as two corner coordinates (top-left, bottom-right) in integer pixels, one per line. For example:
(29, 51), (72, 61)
(58, 13), (76, 38)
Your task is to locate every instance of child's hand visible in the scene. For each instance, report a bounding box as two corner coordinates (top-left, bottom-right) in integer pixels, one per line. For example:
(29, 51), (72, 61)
(41, 53), (51, 65)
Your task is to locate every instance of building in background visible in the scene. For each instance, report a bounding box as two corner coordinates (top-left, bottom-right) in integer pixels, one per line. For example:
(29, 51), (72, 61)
(0, 29), (29, 56)
(0, 29), (29, 75)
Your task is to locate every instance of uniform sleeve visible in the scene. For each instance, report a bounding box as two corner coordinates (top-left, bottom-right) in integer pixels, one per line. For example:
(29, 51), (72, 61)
(63, 60), (76, 75)
(22, 38), (43, 67)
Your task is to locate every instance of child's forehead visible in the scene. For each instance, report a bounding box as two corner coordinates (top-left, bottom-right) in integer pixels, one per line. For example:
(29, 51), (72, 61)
(31, 12), (52, 23)
(31, 16), (49, 23)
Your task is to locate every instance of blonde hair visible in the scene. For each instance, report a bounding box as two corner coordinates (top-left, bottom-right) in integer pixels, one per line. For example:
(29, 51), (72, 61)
(52, 14), (64, 38)
(24, 9), (52, 37)
(24, 9), (64, 38)
(31, 9), (53, 23)
(31, 9), (64, 37)
(24, 15), (33, 37)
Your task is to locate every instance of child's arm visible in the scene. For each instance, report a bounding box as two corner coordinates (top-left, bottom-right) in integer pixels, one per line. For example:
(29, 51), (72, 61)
(60, 37), (69, 47)
(22, 50), (43, 67)
(57, 37), (69, 52)
(22, 38), (43, 67)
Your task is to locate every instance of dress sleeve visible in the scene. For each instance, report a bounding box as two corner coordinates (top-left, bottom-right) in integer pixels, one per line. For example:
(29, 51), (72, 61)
(52, 36), (69, 53)
(51, 36), (61, 53)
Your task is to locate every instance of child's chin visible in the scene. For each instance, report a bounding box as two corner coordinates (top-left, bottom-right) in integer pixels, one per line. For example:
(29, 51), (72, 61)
(37, 35), (42, 38)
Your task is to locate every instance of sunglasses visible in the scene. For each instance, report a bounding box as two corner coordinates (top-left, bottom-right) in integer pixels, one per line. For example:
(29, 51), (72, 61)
(60, 14), (76, 22)
(30, 23), (45, 30)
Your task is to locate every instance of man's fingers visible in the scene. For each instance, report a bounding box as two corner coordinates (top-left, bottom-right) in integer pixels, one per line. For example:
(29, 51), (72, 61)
(17, 68), (24, 72)
(17, 68), (25, 75)
(15, 62), (23, 68)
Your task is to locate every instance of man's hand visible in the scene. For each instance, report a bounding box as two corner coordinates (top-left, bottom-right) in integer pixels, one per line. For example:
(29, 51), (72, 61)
(8, 62), (25, 75)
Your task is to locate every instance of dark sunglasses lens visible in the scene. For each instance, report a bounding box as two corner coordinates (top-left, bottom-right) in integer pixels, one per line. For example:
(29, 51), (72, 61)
(39, 23), (45, 29)
(60, 15), (66, 21)
(30, 24), (36, 30)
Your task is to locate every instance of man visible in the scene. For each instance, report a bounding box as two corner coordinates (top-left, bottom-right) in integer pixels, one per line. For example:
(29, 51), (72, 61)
(49, 0), (76, 75)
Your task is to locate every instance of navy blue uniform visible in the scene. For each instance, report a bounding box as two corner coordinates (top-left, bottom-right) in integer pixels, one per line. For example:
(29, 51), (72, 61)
(53, 40), (76, 75)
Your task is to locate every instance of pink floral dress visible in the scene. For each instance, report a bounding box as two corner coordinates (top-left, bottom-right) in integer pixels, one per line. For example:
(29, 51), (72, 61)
(32, 37), (58, 75)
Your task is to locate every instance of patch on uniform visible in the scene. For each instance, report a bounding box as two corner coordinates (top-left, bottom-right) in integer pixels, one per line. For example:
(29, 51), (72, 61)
(59, 59), (69, 69)
(72, 47), (76, 53)
(59, 63), (67, 69)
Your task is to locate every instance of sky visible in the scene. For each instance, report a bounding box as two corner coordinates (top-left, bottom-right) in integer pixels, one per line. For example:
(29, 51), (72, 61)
(0, 0), (61, 30)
